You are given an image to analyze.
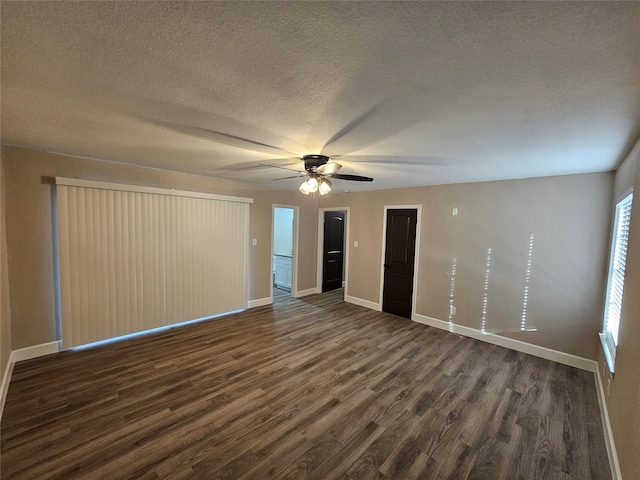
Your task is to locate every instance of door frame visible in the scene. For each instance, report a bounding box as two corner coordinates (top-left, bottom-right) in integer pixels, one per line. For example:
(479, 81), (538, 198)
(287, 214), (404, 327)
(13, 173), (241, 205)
(271, 204), (300, 300)
(378, 205), (422, 319)
(317, 207), (350, 298)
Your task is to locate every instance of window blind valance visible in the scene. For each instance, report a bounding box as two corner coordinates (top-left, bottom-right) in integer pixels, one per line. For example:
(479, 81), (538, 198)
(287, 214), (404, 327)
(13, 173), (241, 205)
(55, 177), (253, 203)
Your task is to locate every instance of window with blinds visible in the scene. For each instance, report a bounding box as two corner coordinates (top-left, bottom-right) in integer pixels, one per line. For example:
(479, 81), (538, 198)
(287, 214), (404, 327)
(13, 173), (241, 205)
(601, 191), (633, 371)
(55, 178), (252, 349)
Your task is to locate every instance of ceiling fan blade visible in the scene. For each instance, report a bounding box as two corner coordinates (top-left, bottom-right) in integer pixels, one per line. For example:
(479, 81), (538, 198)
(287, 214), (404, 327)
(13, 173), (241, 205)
(183, 127), (298, 156)
(223, 157), (301, 171)
(272, 175), (307, 181)
(259, 163), (305, 173)
(316, 162), (342, 174)
(332, 155), (447, 166)
(141, 118), (299, 156)
(328, 173), (374, 182)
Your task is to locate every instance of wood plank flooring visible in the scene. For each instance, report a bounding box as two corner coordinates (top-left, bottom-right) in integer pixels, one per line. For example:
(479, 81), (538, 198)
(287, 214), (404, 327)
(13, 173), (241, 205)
(1, 290), (611, 479)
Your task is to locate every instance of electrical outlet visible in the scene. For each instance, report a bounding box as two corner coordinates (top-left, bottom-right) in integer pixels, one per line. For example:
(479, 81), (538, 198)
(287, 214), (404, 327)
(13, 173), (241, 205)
(354, 240), (359, 247)
(252, 238), (257, 246)
(450, 305), (456, 316)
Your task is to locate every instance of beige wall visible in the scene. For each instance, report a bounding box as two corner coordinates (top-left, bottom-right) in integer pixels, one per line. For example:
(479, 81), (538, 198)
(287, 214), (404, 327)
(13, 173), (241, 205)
(598, 139), (640, 480)
(322, 173), (613, 359)
(248, 189), (318, 298)
(2, 146), (318, 350)
(0, 148), (12, 378)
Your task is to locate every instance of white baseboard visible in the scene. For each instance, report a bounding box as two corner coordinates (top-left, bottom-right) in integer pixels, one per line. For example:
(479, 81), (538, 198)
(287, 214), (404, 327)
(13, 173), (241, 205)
(345, 295), (381, 311)
(294, 288), (317, 298)
(11, 341), (61, 362)
(1, 340), (61, 421)
(412, 313), (596, 372)
(0, 353), (15, 420)
(594, 366), (622, 480)
(248, 297), (272, 308)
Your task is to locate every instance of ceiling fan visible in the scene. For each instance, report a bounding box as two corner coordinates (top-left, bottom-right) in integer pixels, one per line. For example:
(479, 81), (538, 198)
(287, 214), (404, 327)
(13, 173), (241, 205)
(267, 154), (373, 195)
(144, 118), (450, 194)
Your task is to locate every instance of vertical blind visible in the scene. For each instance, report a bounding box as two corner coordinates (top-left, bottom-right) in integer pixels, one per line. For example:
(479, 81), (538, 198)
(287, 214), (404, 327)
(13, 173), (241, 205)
(55, 178), (252, 349)
(603, 191), (633, 361)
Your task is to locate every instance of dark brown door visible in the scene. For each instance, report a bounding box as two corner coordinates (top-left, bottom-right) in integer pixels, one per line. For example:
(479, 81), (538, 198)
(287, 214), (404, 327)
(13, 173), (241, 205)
(382, 209), (417, 318)
(322, 211), (345, 292)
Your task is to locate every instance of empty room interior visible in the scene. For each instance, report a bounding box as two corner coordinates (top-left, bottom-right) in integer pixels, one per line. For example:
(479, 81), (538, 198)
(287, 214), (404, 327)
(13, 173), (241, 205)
(1, 2), (639, 479)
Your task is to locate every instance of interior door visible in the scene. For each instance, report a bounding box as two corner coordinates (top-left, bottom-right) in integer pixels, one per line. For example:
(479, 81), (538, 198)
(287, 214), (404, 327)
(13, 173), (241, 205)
(382, 208), (418, 318)
(322, 211), (345, 292)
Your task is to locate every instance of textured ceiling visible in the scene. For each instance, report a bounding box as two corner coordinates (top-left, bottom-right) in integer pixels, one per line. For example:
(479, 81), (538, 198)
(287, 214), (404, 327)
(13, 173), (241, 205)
(2, 1), (639, 192)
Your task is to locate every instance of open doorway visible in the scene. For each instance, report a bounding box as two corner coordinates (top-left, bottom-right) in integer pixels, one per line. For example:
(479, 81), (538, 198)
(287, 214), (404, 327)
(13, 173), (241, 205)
(317, 207), (349, 297)
(272, 205), (297, 300)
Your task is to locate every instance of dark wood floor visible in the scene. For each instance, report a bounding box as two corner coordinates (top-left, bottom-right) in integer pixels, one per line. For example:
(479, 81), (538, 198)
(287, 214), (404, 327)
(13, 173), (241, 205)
(1, 290), (611, 479)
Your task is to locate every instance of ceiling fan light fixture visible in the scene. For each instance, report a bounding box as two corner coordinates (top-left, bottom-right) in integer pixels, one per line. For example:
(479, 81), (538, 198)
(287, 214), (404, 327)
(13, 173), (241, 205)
(299, 180), (311, 195)
(307, 176), (319, 193)
(319, 178), (332, 195)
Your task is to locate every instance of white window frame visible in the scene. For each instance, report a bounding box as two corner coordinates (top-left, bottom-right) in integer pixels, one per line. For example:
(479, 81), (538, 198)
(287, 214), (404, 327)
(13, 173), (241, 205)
(600, 190), (633, 373)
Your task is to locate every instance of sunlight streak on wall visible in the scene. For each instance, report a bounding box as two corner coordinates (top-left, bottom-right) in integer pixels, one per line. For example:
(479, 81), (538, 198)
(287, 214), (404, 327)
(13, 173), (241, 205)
(521, 234), (535, 331)
(481, 248), (492, 333)
(448, 257), (457, 331)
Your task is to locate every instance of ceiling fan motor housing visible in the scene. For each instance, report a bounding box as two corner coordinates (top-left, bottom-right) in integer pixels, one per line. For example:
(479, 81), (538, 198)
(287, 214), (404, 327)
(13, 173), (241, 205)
(303, 154), (329, 171)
